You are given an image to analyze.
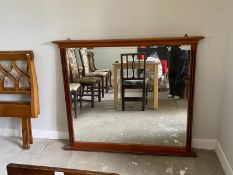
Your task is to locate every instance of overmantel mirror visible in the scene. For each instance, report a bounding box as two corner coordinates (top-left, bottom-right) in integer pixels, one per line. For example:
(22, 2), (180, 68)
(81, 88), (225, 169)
(53, 36), (204, 156)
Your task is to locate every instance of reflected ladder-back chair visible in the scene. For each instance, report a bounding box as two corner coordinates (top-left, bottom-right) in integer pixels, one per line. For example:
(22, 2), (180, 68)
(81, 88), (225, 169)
(67, 48), (101, 108)
(88, 49), (112, 87)
(79, 48), (109, 97)
(0, 51), (40, 149)
(121, 53), (147, 111)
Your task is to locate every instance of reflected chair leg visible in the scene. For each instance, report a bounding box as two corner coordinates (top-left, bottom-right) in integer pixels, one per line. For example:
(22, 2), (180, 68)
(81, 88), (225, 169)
(28, 118), (33, 144)
(79, 89), (82, 110)
(108, 74), (110, 90)
(105, 76), (108, 93)
(122, 86), (125, 111)
(22, 118), (30, 149)
(91, 84), (94, 108)
(74, 90), (77, 118)
(98, 81), (101, 102)
(101, 78), (104, 98)
(110, 71), (112, 87)
(109, 74), (111, 90)
(82, 86), (85, 96)
(142, 88), (145, 111)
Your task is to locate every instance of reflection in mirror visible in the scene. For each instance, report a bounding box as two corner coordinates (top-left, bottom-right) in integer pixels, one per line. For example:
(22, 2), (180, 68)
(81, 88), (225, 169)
(67, 45), (190, 147)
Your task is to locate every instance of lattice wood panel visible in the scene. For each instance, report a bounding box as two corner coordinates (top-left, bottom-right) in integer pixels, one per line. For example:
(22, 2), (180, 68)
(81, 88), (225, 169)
(0, 59), (31, 94)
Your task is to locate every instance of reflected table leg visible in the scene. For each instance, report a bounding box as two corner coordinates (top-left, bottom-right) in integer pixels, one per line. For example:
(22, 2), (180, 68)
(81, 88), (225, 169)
(153, 64), (158, 109)
(114, 65), (118, 109)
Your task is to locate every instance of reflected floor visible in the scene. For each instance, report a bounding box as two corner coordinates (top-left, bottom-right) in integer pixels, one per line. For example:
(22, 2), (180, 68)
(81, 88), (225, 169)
(73, 89), (187, 146)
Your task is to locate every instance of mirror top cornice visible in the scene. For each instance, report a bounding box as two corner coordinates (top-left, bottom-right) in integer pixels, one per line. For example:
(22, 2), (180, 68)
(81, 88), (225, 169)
(52, 36), (204, 48)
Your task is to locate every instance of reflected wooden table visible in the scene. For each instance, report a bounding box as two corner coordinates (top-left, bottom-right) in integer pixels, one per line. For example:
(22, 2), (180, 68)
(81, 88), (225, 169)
(113, 62), (159, 110)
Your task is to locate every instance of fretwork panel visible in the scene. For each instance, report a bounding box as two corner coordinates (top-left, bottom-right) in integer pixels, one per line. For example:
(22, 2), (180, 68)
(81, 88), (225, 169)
(0, 60), (30, 93)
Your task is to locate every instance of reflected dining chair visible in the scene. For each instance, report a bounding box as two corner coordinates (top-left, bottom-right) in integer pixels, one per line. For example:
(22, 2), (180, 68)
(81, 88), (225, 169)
(88, 49), (112, 87)
(66, 53), (82, 117)
(79, 48), (109, 97)
(121, 53), (147, 111)
(67, 48), (101, 108)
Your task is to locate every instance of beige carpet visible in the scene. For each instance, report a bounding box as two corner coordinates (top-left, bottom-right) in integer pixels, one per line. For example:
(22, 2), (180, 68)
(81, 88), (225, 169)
(0, 136), (225, 175)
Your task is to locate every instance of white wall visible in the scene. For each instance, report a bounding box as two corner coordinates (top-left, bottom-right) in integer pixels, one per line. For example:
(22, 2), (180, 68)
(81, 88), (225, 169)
(218, 23), (233, 169)
(0, 0), (232, 141)
(93, 47), (137, 75)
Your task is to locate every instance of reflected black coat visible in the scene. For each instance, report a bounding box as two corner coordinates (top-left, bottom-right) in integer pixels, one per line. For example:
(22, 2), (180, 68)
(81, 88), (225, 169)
(168, 46), (189, 97)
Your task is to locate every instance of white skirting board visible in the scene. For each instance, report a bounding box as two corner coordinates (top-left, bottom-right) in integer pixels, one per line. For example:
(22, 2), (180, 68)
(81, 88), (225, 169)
(192, 139), (217, 150)
(216, 141), (233, 175)
(0, 128), (69, 139)
(0, 128), (232, 175)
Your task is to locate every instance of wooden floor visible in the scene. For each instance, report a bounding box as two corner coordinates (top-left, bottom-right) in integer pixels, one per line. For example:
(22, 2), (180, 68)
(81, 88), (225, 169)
(0, 136), (225, 175)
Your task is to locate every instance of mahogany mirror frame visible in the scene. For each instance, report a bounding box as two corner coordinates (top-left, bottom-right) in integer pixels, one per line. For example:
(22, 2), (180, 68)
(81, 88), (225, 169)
(52, 36), (204, 157)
